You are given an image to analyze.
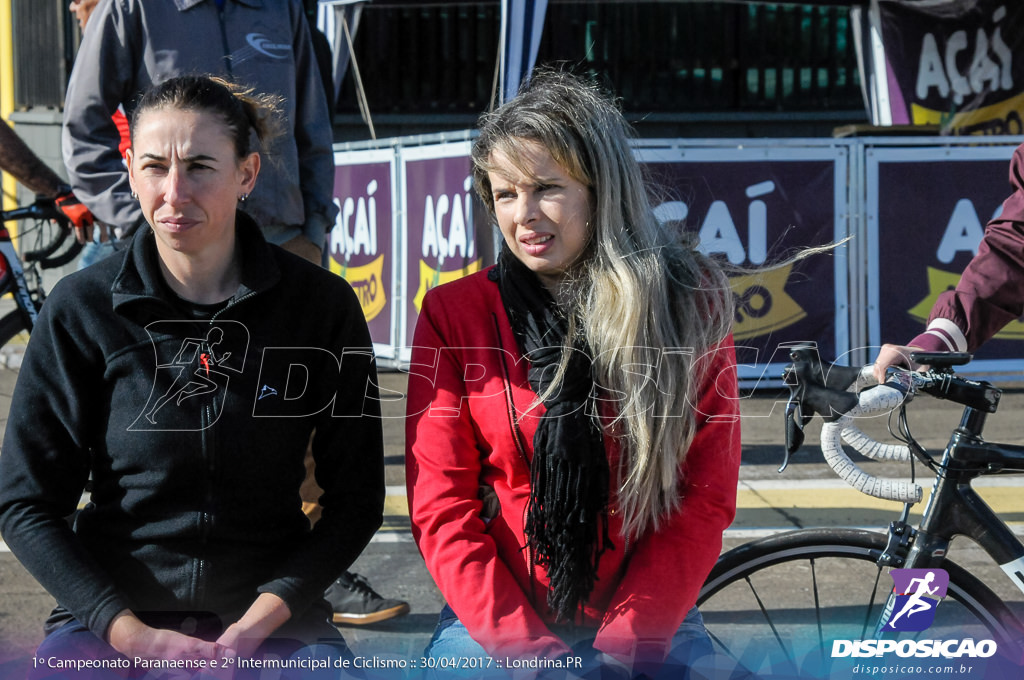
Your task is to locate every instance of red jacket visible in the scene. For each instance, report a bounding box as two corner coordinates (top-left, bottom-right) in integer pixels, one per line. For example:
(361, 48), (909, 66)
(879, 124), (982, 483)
(405, 268), (741, 664)
(911, 143), (1024, 353)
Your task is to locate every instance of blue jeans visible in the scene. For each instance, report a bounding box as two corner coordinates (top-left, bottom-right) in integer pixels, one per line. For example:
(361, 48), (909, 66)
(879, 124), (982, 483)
(423, 605), (752, 679)
(30, 614), (357, 680)
(76, 230), (121, 271)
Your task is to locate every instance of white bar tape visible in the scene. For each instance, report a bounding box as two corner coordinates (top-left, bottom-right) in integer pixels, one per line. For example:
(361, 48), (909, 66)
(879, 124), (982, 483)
(819, 384), (922, 504)
(852, 364), (879, 392)
(842, 426), (912, 462)
(853, 384), (908, 413)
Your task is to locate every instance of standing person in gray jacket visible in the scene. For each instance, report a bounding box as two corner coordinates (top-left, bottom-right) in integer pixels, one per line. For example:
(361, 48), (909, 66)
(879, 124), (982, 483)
(62, 0), (334, 263)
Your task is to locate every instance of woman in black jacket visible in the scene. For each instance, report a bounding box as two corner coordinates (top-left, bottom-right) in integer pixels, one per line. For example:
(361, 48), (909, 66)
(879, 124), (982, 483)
(0, 75), (384, 675)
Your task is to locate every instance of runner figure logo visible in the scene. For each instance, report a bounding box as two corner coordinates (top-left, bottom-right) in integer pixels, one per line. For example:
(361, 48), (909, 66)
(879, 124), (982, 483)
(131, 320), (249, 431)
(885, 568), (949, 632)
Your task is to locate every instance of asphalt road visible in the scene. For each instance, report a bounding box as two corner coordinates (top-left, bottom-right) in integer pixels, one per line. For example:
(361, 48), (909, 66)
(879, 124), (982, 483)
(1, 363), (1023, 678)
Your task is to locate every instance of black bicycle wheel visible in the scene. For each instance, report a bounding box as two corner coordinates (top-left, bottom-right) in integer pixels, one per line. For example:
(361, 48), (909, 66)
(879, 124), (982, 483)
(0, 309), (29, 358)
(697, 528), (1022, 679)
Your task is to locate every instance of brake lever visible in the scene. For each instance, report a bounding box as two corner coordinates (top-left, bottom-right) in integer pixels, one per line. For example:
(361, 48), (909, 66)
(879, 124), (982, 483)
(781, 352), (860, 473)
(781, 360), (808, 473)
(781, 396), (803, 473)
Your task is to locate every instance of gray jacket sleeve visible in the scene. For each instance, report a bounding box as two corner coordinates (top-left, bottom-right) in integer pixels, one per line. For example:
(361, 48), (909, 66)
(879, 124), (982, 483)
(62, 0), (146, 236)
(291, 5), (339, 244)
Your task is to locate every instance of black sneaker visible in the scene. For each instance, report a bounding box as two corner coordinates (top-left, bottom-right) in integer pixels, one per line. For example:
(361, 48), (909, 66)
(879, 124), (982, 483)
(326, 571), (410, 625)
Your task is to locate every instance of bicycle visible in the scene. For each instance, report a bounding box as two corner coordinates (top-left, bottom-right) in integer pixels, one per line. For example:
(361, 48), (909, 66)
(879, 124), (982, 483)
(696, 348), (1024, 679)
(0, 195), (83, 352)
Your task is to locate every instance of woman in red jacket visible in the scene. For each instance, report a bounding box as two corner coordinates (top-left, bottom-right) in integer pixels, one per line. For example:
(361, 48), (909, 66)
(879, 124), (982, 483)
(405, 70), (742, 679)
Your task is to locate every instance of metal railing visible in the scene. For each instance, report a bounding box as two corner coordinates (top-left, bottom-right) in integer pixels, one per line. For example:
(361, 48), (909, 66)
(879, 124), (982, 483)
(12, 0), (75, 109)
(339, 1), (863, 117)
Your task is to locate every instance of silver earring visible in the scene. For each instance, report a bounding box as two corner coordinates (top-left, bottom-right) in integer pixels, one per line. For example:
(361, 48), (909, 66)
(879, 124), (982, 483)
(238, 193), (248, 202)
(130, 190), (138, 200)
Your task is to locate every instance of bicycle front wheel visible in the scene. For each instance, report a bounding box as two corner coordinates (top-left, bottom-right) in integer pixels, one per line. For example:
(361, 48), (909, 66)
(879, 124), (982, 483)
(697, 528), (1021, 679)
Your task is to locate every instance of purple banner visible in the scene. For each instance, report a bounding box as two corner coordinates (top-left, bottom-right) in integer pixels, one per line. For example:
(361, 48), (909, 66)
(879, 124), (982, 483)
(329, 157), (394, 348)
(878, 1), (1024, 134)
(873, 155), (1021, 360)
(642, 158), (841, 368)
(402, 153), (492, 345)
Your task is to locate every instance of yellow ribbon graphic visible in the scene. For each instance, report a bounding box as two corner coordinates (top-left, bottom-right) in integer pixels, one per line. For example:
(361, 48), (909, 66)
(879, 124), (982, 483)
(911, 89), (1024, 135)
(413, 259), (482, 313)
(729, 264), (807, 340)
(909, 266), (1024, 340)
(330, 255), (387, 321)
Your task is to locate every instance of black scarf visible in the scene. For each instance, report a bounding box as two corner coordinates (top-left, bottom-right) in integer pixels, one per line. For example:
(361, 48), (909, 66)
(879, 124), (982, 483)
(493, 251), (612, 622)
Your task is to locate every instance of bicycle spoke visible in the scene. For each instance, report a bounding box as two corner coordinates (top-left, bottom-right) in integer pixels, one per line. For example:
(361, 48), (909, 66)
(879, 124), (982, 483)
(810, 557), (824, 649)
(859, 563), (884, 639)
(705, 627), (737, 660)
(743, 574), (793, 664)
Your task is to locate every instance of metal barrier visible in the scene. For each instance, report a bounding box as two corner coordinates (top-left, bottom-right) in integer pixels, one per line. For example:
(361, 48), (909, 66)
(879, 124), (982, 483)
(331, 133), (1024, 382)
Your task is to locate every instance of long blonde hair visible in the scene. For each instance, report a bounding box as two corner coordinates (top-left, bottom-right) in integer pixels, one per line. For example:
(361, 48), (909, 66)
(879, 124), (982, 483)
(472, 70), (734, 538)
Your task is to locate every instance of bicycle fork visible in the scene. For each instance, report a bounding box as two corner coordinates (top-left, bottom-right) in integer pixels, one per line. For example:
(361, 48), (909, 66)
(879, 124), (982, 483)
(871, 510), (921, 639)
(0, 236), (38, 327)
(868, 452), (969, 640)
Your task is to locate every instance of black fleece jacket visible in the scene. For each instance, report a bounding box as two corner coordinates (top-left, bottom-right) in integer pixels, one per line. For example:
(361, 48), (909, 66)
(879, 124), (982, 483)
(0, 214), (384, 639)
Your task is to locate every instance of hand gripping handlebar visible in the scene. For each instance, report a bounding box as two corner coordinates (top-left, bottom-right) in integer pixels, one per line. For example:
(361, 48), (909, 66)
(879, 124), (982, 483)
(783, 348), (1000, 504)
(4, 197), (84, 268)
(783, 347), (922, 503)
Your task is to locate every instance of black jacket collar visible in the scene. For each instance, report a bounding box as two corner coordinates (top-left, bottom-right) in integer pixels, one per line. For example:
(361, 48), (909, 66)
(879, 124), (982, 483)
(111, 211), (281, 316)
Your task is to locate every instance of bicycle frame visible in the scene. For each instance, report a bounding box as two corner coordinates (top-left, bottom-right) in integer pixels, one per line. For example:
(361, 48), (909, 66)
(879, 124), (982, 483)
(696, 354), (1024, 677)
(903, 406), (1024, 587)
(876, 403), (1024, 653)
(0, 198), (82, 332)
(0, 224), (39, 327)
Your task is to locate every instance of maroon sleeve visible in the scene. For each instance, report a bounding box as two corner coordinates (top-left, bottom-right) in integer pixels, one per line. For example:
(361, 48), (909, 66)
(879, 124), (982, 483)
(912, 144), (1024, 353)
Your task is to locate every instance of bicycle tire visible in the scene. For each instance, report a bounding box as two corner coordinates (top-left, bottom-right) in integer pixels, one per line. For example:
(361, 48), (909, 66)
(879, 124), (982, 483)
(697, 528), (1023, 678)
(0, 309), (29, 352)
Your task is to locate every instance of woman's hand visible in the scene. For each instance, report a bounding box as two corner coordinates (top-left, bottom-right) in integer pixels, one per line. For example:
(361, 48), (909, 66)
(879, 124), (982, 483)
(107, 610), (220, 661)
(872, 344), (925, 384)
(216, 592), (292, 659)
